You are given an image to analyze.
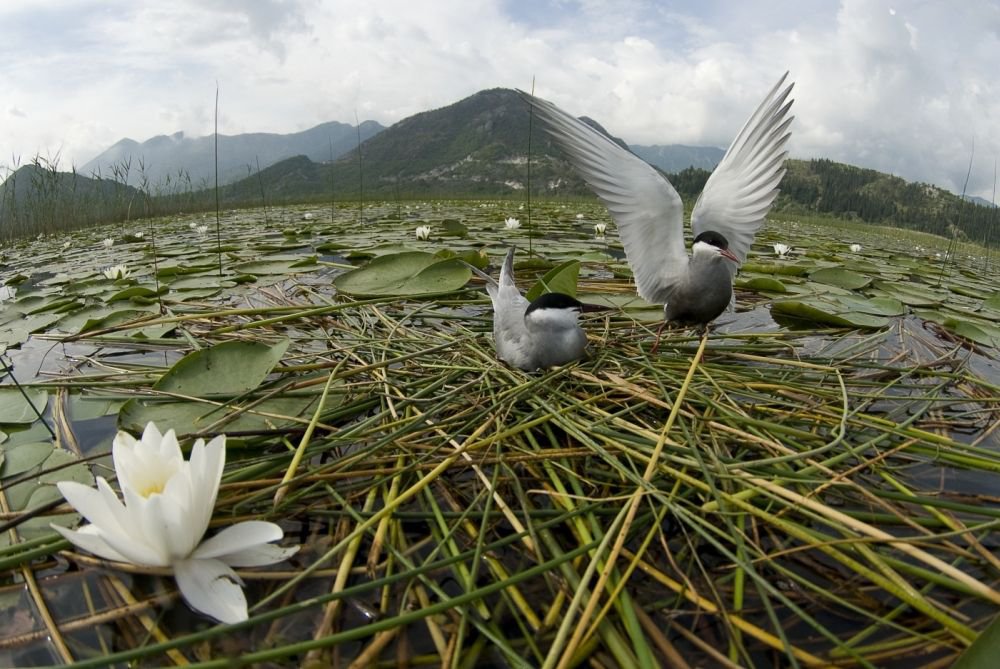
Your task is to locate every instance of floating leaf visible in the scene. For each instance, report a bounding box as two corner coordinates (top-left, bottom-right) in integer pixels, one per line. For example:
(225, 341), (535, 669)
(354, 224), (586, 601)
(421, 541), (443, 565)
(953, 611), (1000, 669)
(232, 257), (320, 275)
(0, 388), (48, 424)
(771, 299), (889, 329)
(435, 248), (489, 270)
(739, 276), (787, 293)
(118, 393), (330, 436)
(0, 446), (93, 547)
(333, 252), (472, 297)
(440, 220), (469, 237)
(526, 260), (581, 301)
(106, 286), (163, 303)
(78, 308), (159, 334)
(808, 267), (872, 290)
(153, 339), (290, 398)
(741, 262), (812, 276)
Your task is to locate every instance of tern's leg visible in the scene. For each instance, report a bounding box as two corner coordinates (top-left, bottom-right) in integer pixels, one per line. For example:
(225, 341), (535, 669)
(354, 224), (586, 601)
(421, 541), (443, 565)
(650, 320), (670, 354)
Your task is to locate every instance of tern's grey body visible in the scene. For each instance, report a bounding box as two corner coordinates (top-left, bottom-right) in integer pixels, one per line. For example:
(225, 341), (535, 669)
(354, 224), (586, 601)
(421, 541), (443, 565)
(522, 73), (794, 329)
(474, 248), (589, 370)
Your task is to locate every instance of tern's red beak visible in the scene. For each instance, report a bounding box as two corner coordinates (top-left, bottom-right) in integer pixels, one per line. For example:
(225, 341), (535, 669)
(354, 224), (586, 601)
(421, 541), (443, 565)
(720, 248), (739, 263)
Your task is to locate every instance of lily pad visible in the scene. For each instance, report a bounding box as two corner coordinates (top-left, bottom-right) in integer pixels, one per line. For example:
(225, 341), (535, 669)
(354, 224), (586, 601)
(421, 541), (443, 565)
(440, 220), (469, 237)
(333, 252), (472, 298)
(118, 393), (330, 436)
(106, 286), (164, 303)
(435, 248), (490, 270)
(808, 267), (872, 290)
(526, 260), (581, 301)
(0, 445), (93, 547)
(0, 388), (48, 424)
(232, 257), (321, 275)
(739, 276), (788, 293)
(153, 339), (290, 398)
(771, 298), (890, 329)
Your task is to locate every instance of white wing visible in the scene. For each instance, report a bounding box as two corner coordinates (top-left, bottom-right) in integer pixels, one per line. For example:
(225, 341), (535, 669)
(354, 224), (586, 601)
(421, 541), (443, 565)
(691, 73), (795, 269)
(521, 91), (687, 305)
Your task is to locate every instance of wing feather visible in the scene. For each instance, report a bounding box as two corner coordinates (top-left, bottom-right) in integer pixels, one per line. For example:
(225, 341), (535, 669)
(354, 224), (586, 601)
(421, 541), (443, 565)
(520, 91), (687, 304)
(691, 73), (795, 267)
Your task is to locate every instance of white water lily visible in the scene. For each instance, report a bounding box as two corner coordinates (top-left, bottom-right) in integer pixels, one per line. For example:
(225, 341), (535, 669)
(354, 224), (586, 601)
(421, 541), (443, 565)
(53, 422), (298, 624)
(415, 225), (432, 240)
(189, 221), (198, 229)
(850, 243), (862, 253)
(62, 241), (71, 249)
(102, 238), (114, 248)
(576, 213), (585, 220)
(195, 224), (208, 235)
(594, 222), (607, 237)
(773, 243), (791, 257)
(134, 231), (144, 239)
(102, 263), (132, 280)
(504, 217), (520, 230)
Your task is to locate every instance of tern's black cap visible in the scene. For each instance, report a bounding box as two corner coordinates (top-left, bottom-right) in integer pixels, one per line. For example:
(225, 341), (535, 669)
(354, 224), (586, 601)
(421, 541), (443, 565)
(525, 292), (584, 316)
(693, 230), (731, 250)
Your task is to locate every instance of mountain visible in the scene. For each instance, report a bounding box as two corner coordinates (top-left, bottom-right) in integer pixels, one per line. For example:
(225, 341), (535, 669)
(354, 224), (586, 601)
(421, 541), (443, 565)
(0, 162), (141, 238)
(4, 86), (999, 248)
(220, 88), (630, 203)
(631, 144), (725, 172)
(80, 120), (385, 189)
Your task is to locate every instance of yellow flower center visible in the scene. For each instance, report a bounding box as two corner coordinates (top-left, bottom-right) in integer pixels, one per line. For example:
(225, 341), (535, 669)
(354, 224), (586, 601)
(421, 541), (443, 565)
(135, 480), (166, 498)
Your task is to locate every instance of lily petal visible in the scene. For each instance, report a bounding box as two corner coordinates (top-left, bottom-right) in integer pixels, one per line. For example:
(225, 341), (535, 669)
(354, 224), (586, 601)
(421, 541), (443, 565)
(56, 478), (166, 565)
(187, 434), (225, 538)
(191, 521), (285, 559)
(122, 487), (175, 564)
(174, 558), (248, 624)
(52, 524), (130, 563)
(215, 543), (301, 568)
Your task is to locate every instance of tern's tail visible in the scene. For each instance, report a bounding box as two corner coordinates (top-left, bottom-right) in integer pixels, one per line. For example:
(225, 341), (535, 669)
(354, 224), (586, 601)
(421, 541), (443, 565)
(466, 247), (516, 304)
(498, 246), (516, 290)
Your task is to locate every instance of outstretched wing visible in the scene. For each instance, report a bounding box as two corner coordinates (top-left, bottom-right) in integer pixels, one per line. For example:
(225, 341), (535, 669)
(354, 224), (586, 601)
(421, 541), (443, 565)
(691, 73), (795, 269)
(521, 91), (688, 305)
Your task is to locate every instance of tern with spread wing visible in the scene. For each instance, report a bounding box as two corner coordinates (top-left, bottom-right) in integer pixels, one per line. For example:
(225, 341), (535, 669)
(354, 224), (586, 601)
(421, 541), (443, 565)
(521, 74), (794, 339)
(471, 247), (603, 371)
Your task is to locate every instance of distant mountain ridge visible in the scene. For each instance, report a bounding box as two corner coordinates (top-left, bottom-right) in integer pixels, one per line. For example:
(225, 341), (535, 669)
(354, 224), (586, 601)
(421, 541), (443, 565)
(631, 144), (724, 172)
(3, 86), (998, 248)
(80, 120), (385, 189)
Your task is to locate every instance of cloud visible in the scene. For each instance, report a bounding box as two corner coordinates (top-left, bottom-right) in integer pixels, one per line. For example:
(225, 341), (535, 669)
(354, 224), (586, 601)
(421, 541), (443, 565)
(2, 0), (1000, 198)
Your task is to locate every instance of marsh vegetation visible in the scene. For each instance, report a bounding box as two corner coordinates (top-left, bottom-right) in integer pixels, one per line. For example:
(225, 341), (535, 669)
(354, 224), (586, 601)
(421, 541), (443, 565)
(0, 201), (998, 667)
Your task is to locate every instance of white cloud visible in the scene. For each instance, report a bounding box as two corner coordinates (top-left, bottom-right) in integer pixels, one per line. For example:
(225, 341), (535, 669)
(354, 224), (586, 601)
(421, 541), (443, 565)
(2, 0), (1000, 198)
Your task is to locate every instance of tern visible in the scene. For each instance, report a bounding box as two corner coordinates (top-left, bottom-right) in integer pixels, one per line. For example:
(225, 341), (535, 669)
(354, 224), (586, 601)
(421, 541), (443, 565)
(521, 73), (794, 342)
(471, 247), (603, 370)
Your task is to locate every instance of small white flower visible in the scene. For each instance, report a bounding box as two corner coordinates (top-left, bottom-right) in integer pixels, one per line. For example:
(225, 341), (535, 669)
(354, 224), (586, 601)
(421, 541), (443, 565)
(102, 264), (132, 280)
(102, 238), (114, 248)
(849, 243), (862, 253)
(62, 241), (71, 249)
(134, 231), (144, 239)
(189, 222), (197, 229)
(773, 243), (791, 257)
(302, 212), (314, 220)
(196, 225), (208, 235)
(52, 422), (298, 624)
(504, 217), (520, 230)
(594, 222), (607, 237)
(415, 225), (431, 240)
(576, 213), (585, 220)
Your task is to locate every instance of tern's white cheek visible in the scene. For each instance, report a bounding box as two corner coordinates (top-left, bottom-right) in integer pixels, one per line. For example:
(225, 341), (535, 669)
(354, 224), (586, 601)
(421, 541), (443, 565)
(525, 308), (581, 331)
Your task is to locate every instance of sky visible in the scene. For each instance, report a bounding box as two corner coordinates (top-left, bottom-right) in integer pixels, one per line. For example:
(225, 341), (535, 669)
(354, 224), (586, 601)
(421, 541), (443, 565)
(2, 0), (1000, 198)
